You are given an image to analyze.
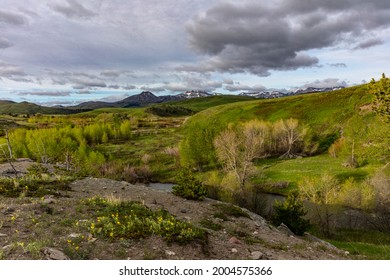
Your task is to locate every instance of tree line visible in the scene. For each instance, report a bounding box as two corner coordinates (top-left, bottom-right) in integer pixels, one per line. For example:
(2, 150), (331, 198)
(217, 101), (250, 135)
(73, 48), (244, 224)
(4, 119), (136, 174)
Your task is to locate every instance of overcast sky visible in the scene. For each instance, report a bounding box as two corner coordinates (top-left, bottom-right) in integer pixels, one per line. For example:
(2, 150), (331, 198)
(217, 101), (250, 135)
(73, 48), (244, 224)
(1, 0), (390, 105)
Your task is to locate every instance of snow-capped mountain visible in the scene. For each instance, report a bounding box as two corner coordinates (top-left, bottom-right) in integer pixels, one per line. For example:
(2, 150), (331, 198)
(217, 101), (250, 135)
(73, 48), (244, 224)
(176, 90), (212, 99)
(239, 91), (287, 99)
(239, 86), (345, 99)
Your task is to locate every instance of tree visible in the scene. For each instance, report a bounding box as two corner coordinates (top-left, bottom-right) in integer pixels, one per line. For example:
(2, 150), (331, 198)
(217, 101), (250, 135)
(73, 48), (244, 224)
(273, 118), (307, 159)
(369, 73), (390, 123)
(272, 191), (311, 236)
(367, 74), (390, 166)
(214, 120), (269, 192)
(299, 174), (340, 237)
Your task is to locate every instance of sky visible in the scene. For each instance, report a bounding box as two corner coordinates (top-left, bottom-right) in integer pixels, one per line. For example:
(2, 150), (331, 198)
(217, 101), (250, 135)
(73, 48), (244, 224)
(1, 0), (390, 106)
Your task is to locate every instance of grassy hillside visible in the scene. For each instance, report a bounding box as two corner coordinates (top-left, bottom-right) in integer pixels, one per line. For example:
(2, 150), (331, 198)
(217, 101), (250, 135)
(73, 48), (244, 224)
(0, 100), (87, 115)
(162, 95), (255, 112)
(180, 84), (387, 182)
(184, 85), (372, 133)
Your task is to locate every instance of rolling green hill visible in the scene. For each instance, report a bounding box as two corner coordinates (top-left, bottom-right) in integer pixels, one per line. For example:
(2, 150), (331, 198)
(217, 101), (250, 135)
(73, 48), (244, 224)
(0, 100), (86, 115)
(160, 95), (255, 112)
(184, 85), (372, 132)
(179, 84), (387, 174)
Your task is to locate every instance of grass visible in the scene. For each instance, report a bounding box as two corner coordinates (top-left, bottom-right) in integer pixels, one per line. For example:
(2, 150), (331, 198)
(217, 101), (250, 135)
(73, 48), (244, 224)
(311, 228), (390, 260)
(162, 95), (255, 112)
(330, 241), (390, 260)
(212, 203), (250, 220)
(255, 155), (378, 185)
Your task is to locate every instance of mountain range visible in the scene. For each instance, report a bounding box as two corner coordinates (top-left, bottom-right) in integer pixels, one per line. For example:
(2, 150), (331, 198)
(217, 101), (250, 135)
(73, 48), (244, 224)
(0, 87), (344, 115)
(238, 86), (344, 99)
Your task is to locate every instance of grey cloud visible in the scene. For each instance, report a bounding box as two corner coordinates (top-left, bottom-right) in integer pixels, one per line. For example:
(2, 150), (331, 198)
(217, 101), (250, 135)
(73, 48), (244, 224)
(99, 93), (130, 103)
(140, 86), (166, 93)
(48, 70), (108, 89)
(18, 91), (71, 97)
(353, 38), (384, 50)
(0, 61), (27, 78)
(76, 89), (91, 94)
(302, 78), (348, 88)
(0, 9), (27, 25)
(330, 63), (347, 68)
(51, 0), (96, 19)
(223, 78), (234, 85)
(185, 1), (390, 76)
(72, 80), (106, 90)
(100, 70), (122, 78)
(123, 85), (136, 90)
(0, 37), (13, 49)
(9, 77), (34, 83)
(164, 83), (189, 92)
(224, 83), (266, 92)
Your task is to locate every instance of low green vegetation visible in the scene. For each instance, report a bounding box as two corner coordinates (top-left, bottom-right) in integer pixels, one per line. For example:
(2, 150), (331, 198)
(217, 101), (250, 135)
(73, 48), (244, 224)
(84, 196), (206, 244)
(271, 192), (311, 236)
(0, 175), (72, 198)
(172, 168), (207, 200)
(319, 229), (390, 260)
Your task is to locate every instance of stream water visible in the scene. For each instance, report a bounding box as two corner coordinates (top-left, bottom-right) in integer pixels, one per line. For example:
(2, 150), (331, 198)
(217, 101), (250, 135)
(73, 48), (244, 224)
(147, 183), (375, 230)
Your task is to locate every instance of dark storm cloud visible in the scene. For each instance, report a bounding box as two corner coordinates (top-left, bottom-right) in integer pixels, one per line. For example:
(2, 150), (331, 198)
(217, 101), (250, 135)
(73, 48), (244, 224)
(185, 0), (390, 76)
(353, 38), (384, 50)
(50, 0), (96, 19)
(0, 9), (27, 25)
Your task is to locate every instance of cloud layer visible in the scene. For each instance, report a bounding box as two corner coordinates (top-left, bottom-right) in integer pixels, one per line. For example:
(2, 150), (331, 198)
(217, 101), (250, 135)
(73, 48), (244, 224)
(0, 0), (389, 104)
(185, 0), (390, 76)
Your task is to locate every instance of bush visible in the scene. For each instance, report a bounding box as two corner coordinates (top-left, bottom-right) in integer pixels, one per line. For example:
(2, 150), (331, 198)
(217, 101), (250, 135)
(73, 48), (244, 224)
(84, 197), (206, 244)
(271, 191), (311, 236)
(146, 105), (195, 117)
(172, 168), (207, 200)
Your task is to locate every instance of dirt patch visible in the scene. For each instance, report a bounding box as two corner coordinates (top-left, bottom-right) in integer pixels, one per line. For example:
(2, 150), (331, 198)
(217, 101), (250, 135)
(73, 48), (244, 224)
(0, 177), (349, 260)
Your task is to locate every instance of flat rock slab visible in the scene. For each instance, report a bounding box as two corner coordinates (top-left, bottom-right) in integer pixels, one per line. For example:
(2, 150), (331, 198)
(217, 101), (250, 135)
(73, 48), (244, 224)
(43, 247), (70, 260)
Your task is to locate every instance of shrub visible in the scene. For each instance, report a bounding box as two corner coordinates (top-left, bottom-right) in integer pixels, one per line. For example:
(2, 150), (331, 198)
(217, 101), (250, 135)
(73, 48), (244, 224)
(146, 105), (195, 117)
(84, 197), (206, 244)
(271, 191), (311, 236)
(172, 168), (207, 200)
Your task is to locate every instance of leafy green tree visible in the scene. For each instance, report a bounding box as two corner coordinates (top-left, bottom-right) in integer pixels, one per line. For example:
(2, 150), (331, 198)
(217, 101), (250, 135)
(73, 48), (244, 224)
(272, 191), (311, 236)
(180, 123), (220, 169)
(369, 73), (390, 123)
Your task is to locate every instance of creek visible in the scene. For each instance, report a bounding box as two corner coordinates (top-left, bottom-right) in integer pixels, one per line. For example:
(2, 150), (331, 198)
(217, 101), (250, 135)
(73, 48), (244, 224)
(147, 183), (376, 230)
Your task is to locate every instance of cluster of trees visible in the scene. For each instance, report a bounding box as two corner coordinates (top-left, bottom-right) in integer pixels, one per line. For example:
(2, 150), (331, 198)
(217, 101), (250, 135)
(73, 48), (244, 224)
(214, 118), (309, 191)
(370, 73), (390, 124)
(4, 118), (137, 174)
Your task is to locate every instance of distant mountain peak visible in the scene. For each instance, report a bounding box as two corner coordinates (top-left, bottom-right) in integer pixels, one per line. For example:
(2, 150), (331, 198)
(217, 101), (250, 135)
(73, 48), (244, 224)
(178, 90), (211, 99)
